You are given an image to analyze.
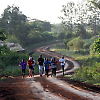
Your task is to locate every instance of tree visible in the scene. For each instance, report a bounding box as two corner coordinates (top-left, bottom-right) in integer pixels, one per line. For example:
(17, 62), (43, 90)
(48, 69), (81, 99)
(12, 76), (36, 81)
(94, 38), (100, 54)
(0, 28), (7, 41)
(76, 24), (87, 39)
(59, 2), (76, 34)
(1, 5), (28, 38)
(87, 2), (100, 36)
(89, 0), (100, 9)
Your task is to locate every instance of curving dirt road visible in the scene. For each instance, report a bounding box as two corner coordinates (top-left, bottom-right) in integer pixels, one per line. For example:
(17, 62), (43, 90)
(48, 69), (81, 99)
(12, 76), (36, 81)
(0, 43), (100, 100)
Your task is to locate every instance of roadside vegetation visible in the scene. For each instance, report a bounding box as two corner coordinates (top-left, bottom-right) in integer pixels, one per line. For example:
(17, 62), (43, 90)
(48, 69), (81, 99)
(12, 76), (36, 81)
(50, 36), (100, 86)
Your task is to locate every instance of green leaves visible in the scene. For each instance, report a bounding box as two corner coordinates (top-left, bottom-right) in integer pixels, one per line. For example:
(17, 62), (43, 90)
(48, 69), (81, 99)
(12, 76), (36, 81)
(94, 38), (100, 54)
(0, 28), (7, 41)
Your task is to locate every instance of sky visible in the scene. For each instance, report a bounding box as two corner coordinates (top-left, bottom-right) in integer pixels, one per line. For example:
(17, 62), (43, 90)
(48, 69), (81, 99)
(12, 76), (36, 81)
(0, 0), (84, 24)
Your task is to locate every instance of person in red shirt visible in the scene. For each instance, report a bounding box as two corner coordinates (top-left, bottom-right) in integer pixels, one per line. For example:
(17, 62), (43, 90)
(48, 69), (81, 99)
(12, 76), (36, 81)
(27, 57), (33, 77)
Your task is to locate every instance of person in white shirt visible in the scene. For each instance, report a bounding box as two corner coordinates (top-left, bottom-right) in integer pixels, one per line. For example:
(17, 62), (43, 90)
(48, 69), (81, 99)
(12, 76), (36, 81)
(32, 57), (36, 77)
(59, 55), (66, 76)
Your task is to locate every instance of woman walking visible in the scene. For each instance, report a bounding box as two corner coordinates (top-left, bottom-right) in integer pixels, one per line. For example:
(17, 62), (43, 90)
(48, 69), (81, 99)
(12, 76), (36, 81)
(27, 57), (33, 77)
(19, 59), (27, 78)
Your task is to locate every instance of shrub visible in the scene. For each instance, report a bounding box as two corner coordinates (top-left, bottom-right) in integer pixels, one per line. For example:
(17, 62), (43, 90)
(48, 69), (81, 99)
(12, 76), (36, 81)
(75, 49), (90, 55)
(6, 36), (20, 44)
(67, 37), (84, 50)
(65, 31), (72, 39)
(83, 43), (91, 49)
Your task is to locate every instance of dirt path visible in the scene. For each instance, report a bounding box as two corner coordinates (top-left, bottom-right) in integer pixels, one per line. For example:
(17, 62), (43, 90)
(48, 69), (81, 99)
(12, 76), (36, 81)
(0, 43), (100, 100)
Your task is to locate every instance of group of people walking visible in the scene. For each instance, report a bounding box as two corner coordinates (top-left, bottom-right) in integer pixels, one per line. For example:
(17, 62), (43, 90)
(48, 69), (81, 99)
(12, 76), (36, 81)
(19, 54), (66, 78)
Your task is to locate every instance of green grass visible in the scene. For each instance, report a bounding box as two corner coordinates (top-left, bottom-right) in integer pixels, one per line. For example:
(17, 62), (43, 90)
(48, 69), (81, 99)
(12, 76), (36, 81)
(50, 43), (100, 86)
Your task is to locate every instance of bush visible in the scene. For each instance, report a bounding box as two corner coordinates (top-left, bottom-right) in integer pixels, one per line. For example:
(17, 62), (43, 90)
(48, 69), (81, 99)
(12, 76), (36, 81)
(83, 43), (91, 49)
(65, 31), (72, 39)
(6, 36), (20, 44)
(0, 45), (28, 66)
(67, 37), (84, 50)
(71, 62), (100, 85)
(89, 43), (99, 57)
(75, 49), (90, 55)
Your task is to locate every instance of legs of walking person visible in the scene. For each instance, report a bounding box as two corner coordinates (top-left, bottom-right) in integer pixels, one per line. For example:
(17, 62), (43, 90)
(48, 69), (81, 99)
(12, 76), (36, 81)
(29, 66), (33, 77)
(47, 69), (49, 77)
(45, 69), (49, 77)
(62, 65), (64, 76)
(30, 69), (32, 77)
(39, 65), (43, 77)
(51, 68), (53, 77)
(29, 68), (31, 77)
(32, 68), (34, 77)
(22, 69), (25, 78)
(54, 68), (56, 77)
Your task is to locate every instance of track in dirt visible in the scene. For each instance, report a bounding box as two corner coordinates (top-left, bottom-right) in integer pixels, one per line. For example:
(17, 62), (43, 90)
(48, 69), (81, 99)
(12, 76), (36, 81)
(0, 43), (100, 100)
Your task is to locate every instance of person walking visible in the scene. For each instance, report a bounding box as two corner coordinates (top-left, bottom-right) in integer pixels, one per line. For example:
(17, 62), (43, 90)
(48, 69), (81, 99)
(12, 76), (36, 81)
(44, 58), (46, 75)
(44, 58), (51, 77)
(32, 57), (36, 77)
(27, 57), (33, 77)
(37, 55), (44, 77)
(51, 58), (56, 77)
(19, 59), (27, 78)
(59, 55), (66, 76)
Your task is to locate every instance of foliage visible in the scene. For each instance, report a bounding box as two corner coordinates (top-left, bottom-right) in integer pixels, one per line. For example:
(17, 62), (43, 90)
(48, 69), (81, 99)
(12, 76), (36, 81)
(75, 49), (90, 55)
(0, 5), (54, 47)
(89, 0), (100, 9)
(71, 61), (100, 85)
(58, 32), (66, 39)
(0, 45), (28, 67)
(76, 24), (87, 39)
(6, 36), (19, 43)
(67, 37), (84, 50)
(94, 38), (100, 54)
(64, 31), (73, 39)
(0, 28), (7, 41)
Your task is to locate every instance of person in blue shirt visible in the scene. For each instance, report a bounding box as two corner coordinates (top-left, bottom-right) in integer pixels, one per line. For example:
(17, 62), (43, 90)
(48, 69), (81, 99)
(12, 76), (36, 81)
(44, 58), (51, 77)
(19, 59), (27, 78)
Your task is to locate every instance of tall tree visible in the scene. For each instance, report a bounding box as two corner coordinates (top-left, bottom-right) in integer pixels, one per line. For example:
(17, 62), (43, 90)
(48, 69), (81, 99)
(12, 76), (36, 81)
(90, 0), (100, 9)
(1, 5), (28, 38)
(59, 2), (76, 34)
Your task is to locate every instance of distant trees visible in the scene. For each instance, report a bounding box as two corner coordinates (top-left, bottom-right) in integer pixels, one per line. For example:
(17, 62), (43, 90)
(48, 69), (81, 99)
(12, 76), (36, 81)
(0, 5), (54, 46)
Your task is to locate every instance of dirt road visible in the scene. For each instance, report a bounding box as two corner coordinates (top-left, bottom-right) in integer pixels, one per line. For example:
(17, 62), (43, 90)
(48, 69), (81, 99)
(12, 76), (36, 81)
(0, 43), (100, 100)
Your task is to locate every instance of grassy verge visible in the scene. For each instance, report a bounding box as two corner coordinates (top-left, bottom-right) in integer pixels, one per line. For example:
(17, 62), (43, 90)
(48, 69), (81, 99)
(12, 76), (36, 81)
(50, 43), (100, 86)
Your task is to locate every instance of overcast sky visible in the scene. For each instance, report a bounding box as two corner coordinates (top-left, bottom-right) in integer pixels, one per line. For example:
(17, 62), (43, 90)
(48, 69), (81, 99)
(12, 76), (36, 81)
(0, 0), (85, 24)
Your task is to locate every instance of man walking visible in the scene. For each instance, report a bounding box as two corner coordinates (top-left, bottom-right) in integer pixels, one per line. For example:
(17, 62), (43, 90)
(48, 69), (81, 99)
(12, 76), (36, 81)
(59, 55), (66, 76)
(37, 55), (44, 77)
